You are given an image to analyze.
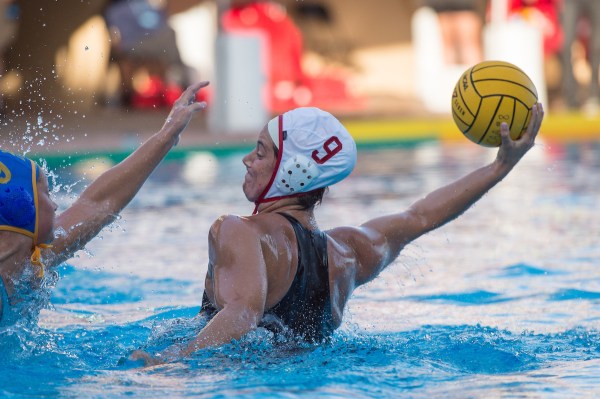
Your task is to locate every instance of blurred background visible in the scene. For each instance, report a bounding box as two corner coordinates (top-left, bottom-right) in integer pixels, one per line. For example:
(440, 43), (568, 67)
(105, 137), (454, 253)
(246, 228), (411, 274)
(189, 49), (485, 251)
(0, 0), (598, 144)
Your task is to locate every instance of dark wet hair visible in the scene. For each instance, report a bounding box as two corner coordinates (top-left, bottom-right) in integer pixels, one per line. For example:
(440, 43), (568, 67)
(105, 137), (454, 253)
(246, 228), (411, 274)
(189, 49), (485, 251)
(297, 187), (327, 210)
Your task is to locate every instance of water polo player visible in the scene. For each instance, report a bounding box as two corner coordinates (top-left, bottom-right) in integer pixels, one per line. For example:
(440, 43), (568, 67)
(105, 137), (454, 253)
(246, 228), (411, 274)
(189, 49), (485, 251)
(131, 102), (544, 365)
(0, 81), (208, 326)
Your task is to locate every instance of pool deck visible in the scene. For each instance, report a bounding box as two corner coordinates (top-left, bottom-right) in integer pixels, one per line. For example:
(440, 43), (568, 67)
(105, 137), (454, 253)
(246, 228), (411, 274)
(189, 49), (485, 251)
(1, 105), (599, 158)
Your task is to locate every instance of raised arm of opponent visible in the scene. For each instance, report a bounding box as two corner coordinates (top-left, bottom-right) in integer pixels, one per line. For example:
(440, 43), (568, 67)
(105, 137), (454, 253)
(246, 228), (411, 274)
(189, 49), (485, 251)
(344, 103), (544, 285)
(46, 82), (209, 267)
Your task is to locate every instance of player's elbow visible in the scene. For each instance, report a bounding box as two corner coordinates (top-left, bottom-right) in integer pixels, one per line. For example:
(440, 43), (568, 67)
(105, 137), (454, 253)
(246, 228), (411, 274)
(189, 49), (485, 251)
(240, 307), (262, 329)
(228, 303), (263, 332)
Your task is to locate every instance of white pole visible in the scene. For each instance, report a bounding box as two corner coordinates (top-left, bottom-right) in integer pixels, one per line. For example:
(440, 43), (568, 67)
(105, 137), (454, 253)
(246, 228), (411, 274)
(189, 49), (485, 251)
(490, 0), (509, 25)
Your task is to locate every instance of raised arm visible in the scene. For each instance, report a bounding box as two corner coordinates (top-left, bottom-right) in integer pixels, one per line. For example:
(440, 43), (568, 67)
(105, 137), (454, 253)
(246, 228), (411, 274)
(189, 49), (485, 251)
(351, 103), (544, 284)
(47, 82), (209, 266)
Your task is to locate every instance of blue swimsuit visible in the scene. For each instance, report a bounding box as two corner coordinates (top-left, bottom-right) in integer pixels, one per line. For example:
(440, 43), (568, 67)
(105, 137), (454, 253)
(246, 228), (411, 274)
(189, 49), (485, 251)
(201, 213), (335, 342)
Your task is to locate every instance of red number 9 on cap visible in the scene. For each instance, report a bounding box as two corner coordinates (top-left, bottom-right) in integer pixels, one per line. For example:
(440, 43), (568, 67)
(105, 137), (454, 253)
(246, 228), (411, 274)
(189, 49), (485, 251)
(312, 136), (342, 164)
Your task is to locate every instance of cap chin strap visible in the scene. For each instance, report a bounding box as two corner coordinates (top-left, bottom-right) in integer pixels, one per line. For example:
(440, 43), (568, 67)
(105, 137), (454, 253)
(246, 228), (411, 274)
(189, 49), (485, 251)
(253, 114), (284, 215)
(31, 244), (52, 278)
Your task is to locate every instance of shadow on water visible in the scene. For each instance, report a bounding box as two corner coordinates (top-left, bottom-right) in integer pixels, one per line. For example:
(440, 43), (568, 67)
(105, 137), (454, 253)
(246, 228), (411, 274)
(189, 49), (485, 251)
(494, 263), (567, 278)
(402, 290), (512, 305)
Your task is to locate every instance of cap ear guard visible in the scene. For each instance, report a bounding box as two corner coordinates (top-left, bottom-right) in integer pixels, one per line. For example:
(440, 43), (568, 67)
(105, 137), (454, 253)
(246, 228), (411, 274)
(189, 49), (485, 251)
(0, 186), (36, 228)
(275, 154), (321, 194)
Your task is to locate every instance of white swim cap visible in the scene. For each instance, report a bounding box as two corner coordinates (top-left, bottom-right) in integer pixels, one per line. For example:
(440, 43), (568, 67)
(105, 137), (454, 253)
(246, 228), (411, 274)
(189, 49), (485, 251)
(255, 107), (357, 210)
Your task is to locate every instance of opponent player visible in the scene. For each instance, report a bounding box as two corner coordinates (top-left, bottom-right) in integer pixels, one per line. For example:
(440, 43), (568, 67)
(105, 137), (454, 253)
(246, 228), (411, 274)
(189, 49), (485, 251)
(132, 102), (544, 365)
(0, 81), (208, 325)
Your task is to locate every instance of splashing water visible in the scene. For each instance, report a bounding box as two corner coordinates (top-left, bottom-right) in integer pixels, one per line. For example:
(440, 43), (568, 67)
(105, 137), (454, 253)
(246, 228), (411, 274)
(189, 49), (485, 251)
(1, 139), (599, 397)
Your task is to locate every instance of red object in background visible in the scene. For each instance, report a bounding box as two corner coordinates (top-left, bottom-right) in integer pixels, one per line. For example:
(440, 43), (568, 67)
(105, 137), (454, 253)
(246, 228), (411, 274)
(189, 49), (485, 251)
(131, 76), (207, 109)
(131, 75), (165, 109)
(195, 85), (210, 105)
(163, 83), (183, 107)
(222, 2), (304, 91)
(222, 1), (364, 114)
(505, 0), (563, 57)
(306, 74), (365, 113)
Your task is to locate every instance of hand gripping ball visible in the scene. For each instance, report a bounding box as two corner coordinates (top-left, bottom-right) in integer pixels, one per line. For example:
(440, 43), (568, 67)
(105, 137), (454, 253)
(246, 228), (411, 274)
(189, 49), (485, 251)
(451, 60), (538, 147)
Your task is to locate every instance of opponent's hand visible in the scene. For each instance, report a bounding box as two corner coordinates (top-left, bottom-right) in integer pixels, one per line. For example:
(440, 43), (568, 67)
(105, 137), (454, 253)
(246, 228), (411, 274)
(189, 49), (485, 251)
(161, 81), (209, 144)
(496, 102), (544, 167)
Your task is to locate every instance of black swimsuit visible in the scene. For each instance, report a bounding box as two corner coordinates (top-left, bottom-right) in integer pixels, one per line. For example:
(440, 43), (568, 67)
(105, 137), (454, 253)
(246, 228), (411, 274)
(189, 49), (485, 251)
(200, 213), (334, 342)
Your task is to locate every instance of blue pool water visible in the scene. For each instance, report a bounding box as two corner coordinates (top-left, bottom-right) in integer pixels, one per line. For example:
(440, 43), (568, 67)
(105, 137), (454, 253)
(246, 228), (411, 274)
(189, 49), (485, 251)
(1, 139), (599, 398)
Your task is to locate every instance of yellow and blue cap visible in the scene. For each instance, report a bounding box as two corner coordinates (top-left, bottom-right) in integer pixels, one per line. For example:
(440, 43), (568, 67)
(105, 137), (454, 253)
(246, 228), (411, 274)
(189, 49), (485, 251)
(0, 150), (48, 277)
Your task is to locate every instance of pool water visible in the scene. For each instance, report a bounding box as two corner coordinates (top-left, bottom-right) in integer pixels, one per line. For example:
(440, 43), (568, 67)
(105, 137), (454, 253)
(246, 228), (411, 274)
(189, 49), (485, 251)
(1, 140), (599, 398)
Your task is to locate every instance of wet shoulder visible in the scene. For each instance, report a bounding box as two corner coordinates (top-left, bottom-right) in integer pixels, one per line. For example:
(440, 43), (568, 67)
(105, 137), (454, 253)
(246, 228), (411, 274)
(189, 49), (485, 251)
(209, 214), (257, 243)
(208, 213), (296, 272)
(209, 213), (293, 243)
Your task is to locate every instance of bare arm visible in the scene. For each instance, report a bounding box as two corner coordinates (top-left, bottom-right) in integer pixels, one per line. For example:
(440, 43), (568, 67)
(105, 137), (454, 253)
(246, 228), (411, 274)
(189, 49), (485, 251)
(352, 103), (544, 284)
(131, 216), (268, 365)
(180, 217), (267, 357)
(47, 82), (209, 266)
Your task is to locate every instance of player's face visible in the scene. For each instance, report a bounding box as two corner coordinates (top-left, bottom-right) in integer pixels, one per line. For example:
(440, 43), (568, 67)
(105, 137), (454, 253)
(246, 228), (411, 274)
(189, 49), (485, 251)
(242, 125), (277, 202)
(36, 172), (58, 244)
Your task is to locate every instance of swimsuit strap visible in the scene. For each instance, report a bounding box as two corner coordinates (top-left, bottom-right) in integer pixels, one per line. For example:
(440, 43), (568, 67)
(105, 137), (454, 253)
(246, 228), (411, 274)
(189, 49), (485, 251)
(30, 243), (52, 278)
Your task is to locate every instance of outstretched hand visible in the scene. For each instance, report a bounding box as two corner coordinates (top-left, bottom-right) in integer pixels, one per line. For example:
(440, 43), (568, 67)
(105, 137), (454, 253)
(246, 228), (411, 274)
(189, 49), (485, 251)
(496, 102), (544, 167)
(162, 81), (209, 144)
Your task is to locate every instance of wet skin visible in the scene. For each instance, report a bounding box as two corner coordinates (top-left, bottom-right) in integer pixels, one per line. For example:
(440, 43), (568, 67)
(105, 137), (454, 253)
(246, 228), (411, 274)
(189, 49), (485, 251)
(131, 103), (545, 365)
